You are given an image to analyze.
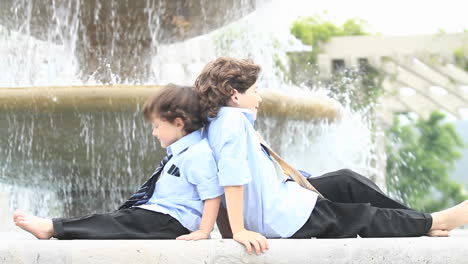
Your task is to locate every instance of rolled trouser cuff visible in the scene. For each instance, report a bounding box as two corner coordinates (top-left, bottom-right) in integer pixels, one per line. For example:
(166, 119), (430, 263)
(52, 218), (65, 239)
(423, 212), (433, 235)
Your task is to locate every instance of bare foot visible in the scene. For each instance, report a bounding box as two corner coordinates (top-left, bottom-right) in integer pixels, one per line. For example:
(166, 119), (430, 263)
(13, 210), (54, 239)
(427, 229), (449, 237)
(430, 200), (468, 231)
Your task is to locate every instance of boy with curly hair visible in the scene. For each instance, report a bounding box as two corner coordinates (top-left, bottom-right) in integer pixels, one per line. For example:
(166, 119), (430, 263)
(194, 56), (468, 254)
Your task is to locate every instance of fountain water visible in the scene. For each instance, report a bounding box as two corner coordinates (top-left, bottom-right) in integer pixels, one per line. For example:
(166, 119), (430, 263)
(0, 0), (379, 232)
(0, 0), (266, 84)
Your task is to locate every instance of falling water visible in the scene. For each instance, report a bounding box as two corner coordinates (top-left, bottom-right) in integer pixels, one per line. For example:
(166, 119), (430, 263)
(152, 0), (382, 181)
(0, 0), (379, 231)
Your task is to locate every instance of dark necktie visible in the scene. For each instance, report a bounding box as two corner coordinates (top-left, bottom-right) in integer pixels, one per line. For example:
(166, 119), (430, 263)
(118, 154), (173, 210)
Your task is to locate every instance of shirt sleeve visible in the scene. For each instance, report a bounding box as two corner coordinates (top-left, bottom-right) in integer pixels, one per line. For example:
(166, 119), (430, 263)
(215, 113), (252, 186)
(185, 147), (224, 200)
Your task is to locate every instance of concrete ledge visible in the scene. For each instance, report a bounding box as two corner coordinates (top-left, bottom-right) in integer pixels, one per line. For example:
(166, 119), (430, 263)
(0, 86), (342, 121)
(1, 236), (467, 264)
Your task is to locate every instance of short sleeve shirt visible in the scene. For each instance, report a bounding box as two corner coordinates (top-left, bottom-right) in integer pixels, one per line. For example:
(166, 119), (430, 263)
(206, 107), (318, 238)
(138, 130), (223, 231)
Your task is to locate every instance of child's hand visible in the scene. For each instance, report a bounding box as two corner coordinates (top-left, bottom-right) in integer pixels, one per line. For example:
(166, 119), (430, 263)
(233, 229), (269, 255)
(176, 230), (210, 241)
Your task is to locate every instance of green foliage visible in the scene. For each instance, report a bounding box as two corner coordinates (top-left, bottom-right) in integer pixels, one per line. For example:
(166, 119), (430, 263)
(386, 111), (467, 212)
(341, 19), (369, 36)
(360, 64), (385, 105)
(290, 16), (368, 63)
(289, 16), (381, 113)
(286, 51), (319, 87)
(454, 47), (468, 72)
(326, 63), (385, 112)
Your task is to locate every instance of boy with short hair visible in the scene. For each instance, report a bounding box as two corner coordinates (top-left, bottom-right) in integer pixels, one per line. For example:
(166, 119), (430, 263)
(13, 84), (223, 240)
(194, 56), (468, 255)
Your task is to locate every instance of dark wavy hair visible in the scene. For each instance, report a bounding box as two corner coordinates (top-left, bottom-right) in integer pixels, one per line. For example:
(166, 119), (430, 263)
(143, 84), (204, 134)
(194, 57), (261, 118)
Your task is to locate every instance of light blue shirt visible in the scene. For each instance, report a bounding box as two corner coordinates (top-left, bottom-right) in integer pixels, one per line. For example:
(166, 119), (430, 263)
(205, 107), (318, 238)
(138, 130), (223, 231)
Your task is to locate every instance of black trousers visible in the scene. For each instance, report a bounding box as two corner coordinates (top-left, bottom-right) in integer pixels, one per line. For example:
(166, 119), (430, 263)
(52, 208), (190, 239)
(292, 197), (432, 238)
(308, 169), (410, 209)
(292, 169), (432, 238)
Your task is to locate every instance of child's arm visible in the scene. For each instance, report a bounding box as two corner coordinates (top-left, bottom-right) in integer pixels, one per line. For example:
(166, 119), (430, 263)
(211, 113), (268, 254)
(176, 196), (221, 240)
(225, 185), (269, 255)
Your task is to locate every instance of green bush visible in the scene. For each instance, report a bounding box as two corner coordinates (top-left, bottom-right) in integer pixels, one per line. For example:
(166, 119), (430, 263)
(386, 111), (467, 212)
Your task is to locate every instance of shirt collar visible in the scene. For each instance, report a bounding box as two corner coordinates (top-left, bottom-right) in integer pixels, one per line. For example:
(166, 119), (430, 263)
(217, 107), (255, 125)
(167, 130), (202, 156)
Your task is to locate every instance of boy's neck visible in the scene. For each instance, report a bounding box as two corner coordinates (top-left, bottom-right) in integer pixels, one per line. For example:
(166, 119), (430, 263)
(166, 130), (201, 156)
(167, 132), (188, 148)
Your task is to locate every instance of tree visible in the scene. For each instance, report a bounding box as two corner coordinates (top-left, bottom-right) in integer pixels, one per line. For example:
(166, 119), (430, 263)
(386, 111), (467, 212)
(290, 16), (368, 63)
(289, 16), (380, 114)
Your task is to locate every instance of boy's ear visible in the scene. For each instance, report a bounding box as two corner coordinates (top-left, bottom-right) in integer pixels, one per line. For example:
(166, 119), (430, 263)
(228, 90), (240, 106)
(174, 117), (185, 128)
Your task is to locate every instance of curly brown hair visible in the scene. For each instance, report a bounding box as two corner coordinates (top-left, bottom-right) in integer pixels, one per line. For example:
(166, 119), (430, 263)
(143, 84), (204, 134)
(194, 57), (261, 118)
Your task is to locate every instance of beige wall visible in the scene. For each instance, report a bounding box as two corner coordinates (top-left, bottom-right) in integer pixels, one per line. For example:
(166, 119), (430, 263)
(317, 33), (468, 124)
